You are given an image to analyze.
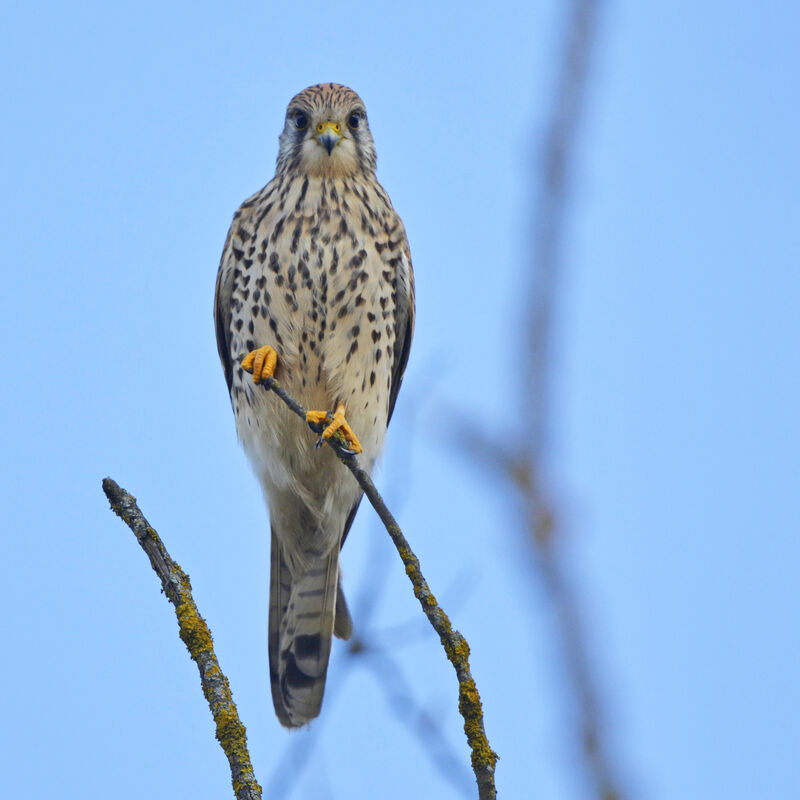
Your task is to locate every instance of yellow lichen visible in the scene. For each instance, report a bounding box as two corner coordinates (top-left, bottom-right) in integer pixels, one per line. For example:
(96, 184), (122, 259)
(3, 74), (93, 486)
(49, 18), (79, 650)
(459, 679), (499, 770)
(176, 601), (213, 659)
(215, 706), (245, 748)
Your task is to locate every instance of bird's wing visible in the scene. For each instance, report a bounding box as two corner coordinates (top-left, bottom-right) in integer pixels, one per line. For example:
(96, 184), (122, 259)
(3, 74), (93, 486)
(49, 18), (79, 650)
(387, 242), (415, 424)
(342, 236), (414, 547)
(214, 224), (237, 395)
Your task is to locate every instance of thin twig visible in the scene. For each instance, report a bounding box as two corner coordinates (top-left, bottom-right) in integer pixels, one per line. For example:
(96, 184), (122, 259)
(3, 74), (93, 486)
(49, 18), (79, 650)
(102, 478), (263, 800)
(249, 368), (498, 800)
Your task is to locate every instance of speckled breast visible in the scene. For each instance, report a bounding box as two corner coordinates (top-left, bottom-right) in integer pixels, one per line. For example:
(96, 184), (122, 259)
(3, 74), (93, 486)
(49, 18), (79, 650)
(226, 173), (408, 462)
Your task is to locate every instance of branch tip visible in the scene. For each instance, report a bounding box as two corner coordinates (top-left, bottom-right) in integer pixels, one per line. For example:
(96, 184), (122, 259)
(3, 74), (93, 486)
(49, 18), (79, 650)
(102, 476), (262, 800)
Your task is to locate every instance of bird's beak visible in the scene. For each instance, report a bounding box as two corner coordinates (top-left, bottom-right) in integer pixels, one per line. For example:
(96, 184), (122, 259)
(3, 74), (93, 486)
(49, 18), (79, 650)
(315, 121), (342, 155)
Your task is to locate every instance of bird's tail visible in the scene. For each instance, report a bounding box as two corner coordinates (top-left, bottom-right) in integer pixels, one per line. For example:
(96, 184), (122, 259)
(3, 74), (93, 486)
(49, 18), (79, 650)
(268, 531), (352, 727)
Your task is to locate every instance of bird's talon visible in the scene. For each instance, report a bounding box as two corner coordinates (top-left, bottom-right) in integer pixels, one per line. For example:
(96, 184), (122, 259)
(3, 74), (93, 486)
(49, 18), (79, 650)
(241, 345), (278, 385)
(306, 404), (363, 454)
(306, 410), (331, 440)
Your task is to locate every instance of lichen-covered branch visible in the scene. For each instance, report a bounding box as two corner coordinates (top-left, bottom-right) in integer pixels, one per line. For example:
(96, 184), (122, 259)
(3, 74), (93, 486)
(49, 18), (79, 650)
(102, 478), (263, 800)
(248, 369), (498, 800)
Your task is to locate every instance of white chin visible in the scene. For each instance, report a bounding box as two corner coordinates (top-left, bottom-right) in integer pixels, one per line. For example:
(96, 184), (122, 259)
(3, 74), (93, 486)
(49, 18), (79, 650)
(302, 142), (358, 176)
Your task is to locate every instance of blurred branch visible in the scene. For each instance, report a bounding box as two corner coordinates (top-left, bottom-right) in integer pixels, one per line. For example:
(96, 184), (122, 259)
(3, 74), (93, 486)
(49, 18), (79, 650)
(359, 644), (476, 796)
(245, 362), (498, 800)
(517, 2), (628, 799)
(525, 0), (600, 460)
(101, 477), (262, 800)
(455, 2), (629, 799)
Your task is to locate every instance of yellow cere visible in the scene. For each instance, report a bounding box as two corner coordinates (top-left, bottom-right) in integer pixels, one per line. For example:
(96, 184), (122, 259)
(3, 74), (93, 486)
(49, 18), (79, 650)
(316, 121), (341, 135)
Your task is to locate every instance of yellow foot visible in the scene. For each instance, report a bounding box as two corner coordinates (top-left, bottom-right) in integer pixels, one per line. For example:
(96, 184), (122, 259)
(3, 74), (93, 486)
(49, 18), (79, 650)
(306, 403), (363, 454)
(241, 345), (278, 385)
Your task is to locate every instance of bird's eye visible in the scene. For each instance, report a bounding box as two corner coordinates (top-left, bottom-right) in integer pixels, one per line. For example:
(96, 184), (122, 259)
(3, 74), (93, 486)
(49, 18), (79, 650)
(347, 112), (361, 130)
(294, 111), (308, 130)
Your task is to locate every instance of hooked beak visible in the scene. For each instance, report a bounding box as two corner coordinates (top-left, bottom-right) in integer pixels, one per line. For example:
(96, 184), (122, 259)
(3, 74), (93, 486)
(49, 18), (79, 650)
(315, 120), (342, 155)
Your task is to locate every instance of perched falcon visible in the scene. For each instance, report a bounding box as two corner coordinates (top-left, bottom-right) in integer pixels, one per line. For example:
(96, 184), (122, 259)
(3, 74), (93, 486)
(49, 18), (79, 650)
(214, 83), (415, 727)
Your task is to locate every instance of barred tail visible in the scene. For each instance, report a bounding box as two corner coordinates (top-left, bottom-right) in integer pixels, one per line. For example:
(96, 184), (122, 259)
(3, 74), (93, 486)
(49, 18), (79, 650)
(268, 531), (352, 727)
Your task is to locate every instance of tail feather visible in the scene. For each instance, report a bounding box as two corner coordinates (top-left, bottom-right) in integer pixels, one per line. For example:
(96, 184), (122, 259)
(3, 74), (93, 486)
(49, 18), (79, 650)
(269, 531), (345, 727)
(334, 583), (353, 640)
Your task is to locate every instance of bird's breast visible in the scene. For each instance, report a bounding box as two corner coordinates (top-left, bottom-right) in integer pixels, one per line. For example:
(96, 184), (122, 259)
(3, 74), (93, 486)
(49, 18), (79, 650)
(229, 174), (403, 461)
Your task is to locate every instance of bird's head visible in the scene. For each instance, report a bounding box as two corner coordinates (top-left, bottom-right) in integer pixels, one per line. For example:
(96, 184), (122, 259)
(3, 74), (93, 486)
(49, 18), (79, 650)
(276, 83), (377, 178)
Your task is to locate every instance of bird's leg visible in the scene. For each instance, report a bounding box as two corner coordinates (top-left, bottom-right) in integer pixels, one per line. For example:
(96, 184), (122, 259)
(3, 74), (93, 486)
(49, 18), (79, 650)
(306, 403), (363, 455)
(241, 345), (278, 384)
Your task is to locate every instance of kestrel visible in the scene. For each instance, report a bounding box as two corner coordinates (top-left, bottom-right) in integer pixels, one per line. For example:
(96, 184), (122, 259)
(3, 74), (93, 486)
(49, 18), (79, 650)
(214, 83), (415, 727)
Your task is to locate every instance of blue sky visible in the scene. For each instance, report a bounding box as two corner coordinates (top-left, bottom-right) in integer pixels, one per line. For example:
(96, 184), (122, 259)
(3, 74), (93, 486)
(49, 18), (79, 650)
(2, 2), (798, 798)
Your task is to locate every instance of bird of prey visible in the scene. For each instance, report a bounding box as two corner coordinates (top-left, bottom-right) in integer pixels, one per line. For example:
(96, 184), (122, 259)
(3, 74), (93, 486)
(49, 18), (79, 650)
(214, 83), (415, 727)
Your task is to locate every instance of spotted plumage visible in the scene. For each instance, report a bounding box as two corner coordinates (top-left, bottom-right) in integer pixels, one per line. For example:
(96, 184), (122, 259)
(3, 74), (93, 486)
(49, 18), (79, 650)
(214, 84), (414, 727)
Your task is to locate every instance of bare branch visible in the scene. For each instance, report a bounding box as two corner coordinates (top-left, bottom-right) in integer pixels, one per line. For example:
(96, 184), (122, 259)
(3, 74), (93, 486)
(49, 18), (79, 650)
(247, 367), (499, 800)
(102, 478), (263, 800)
